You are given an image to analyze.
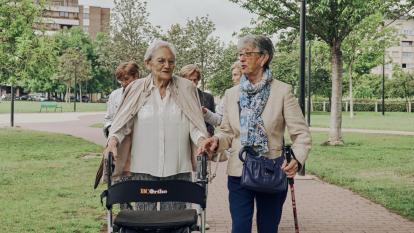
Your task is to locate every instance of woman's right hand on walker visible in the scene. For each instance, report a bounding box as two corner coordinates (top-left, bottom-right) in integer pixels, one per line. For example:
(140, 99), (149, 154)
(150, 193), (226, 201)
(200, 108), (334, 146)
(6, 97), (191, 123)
(198, 136), (219, 159)
(104, 137), (118, 161)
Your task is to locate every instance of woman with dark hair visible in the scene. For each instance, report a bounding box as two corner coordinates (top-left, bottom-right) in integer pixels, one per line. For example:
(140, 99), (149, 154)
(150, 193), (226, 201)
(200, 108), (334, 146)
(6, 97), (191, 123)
(200, 35), (311, 233)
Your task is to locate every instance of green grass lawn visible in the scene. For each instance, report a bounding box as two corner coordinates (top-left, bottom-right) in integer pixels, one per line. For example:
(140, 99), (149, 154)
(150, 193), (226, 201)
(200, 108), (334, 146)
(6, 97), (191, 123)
(310, 111), (414, 131)
(0, 128), (104, 233)
(0, 101), (106, 113)
(308, 132), (414, 220)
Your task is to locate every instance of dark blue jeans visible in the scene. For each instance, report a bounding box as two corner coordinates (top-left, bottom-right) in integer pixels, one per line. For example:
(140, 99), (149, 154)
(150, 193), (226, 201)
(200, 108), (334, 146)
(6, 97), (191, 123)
(227, 176), (288, 233)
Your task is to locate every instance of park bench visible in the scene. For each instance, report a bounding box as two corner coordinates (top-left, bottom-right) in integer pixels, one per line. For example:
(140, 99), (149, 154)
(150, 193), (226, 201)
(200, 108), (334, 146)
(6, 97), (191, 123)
(40, 101), (63, 112)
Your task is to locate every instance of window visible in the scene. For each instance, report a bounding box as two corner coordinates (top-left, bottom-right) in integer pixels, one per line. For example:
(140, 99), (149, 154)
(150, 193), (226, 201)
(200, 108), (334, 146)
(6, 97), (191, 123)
(83, 26), (89, 32)
(401, 29), (414, 36)
(83, 13), (89, 20)
(402, 63), (407, 68)
(402, 52), (414, 58)
(59, 11), (65, 17)
(401, 41), (413, 47)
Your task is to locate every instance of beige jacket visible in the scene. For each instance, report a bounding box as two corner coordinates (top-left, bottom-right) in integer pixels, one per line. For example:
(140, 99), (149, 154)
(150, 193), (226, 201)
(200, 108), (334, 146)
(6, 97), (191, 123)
(107, 74), (208, 178)
(216, 79), (312, 177)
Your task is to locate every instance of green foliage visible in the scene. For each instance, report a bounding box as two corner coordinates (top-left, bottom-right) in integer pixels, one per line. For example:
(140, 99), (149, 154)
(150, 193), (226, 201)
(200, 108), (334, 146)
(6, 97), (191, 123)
(230, 0), (414, 143)
(353, 74), (382, 99)
(110, 0), (160, 70)
(163, 16), (224, 90)
(387, 66), (414, 102)
(0, 0), (43, 84)
(207, 44), (238, 96)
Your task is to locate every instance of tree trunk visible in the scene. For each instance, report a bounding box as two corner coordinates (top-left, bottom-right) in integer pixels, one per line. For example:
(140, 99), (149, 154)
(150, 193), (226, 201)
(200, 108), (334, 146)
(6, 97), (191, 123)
(349, 61), (354, 118)
(328, 42), (344, 145)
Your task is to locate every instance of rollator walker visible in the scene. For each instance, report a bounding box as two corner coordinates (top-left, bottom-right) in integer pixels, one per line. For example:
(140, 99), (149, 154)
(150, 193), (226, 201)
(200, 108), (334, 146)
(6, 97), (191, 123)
(100, 152), (209, 233)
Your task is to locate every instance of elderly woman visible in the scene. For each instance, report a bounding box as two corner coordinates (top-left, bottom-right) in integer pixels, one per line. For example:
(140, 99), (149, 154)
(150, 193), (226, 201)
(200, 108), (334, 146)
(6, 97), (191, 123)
(103, 61), (140, 138)
(179, 64), (216, 136)
(200, 35), (311, 233)
(104, 40), (208, 211)
(203, 61), (242, 127)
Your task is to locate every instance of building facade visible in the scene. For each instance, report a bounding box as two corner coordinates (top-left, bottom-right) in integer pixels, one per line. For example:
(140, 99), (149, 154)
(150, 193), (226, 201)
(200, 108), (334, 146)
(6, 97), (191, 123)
(372, 19), (414, 77)
(35, 0), (110, 39)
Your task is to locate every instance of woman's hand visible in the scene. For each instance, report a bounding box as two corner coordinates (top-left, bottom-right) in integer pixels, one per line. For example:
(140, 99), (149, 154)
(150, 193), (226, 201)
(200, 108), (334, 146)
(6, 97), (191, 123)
(197, 136), (219, 159)
(282, 159), (299, 178)
(104, 137), (118, 161)
(201, 106), (208, 114)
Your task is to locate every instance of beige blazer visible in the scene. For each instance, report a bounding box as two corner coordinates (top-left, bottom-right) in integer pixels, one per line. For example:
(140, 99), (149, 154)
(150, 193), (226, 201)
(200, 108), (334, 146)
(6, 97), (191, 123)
(106, 74), (208, 178)
(216, 79), (311, 177)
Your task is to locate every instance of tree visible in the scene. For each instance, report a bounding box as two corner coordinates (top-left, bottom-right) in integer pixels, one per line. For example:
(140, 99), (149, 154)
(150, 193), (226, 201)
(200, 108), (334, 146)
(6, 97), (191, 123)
(230, 0), (414, 145)
(58, 48), (92, 103)
(163, 16), (223, 90)
(342, 13), (397, 118)
(388, 66), (414, 105)
(0, 0), (43, 126)
(90, 33), (118, 95)
(207, 44), (238, 96)
(110, 0), (159, 72)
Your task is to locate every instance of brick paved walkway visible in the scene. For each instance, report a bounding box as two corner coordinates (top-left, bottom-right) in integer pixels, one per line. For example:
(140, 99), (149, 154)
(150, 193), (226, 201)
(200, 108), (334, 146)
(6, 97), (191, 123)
(2, 112), (413, 233)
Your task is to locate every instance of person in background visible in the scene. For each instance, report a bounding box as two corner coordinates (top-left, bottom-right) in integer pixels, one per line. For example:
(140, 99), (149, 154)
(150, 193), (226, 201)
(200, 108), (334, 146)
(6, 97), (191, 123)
(179, 64), (216, 136)
(103, 61), (140, 138)
(199, 35), (311, 233)
(203, 61), (242, 127)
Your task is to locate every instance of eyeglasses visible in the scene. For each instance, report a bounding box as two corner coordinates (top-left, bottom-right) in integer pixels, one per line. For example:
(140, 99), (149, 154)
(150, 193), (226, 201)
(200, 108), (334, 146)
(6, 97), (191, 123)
(156, 58), (175, 66)
(238, 51), (263, 58)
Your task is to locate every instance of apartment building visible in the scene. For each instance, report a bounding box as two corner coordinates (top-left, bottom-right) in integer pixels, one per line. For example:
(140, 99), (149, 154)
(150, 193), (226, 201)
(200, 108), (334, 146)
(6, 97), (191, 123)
(35, 0), (110, 39)
(372, 18), (414, 77)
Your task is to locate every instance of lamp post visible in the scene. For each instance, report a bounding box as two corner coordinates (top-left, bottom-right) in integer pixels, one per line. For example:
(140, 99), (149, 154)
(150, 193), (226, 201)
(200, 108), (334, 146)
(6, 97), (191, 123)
(299, 0), (306, 176)
(307, 41), (311, 126)
(74, 67), (77, 112)
(10, 85), (15, 127)
(73, 47), (80, 112)
(299, 0), (306, 115)
(382, 52), (385, 116)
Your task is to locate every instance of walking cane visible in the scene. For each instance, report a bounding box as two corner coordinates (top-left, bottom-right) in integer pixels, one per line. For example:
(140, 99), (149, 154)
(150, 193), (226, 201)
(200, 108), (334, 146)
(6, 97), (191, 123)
(285, 145), (300, 233)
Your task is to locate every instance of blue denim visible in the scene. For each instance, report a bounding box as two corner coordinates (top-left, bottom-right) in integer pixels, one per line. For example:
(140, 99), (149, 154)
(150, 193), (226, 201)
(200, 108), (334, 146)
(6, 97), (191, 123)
(227, 176), (288, 233)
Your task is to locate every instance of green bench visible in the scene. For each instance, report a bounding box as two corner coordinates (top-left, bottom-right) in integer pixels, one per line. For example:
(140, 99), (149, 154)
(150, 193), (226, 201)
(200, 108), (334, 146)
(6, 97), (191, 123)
(40, 101), (63, 112)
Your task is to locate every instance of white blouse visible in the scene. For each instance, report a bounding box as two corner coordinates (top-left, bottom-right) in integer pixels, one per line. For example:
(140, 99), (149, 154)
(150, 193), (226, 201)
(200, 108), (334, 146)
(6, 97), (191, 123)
(103, 87), (123, 131)
(112, 82), (204, 177)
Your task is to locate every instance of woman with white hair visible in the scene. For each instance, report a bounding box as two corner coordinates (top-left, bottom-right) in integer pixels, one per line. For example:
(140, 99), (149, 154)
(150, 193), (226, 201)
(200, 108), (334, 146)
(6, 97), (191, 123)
(199, 35), (311, 233)
(104, 40), (208, 212)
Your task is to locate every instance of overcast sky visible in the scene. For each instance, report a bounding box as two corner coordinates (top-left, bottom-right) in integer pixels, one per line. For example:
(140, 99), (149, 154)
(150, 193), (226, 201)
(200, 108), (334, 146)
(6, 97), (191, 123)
(78, 0), (256, 44)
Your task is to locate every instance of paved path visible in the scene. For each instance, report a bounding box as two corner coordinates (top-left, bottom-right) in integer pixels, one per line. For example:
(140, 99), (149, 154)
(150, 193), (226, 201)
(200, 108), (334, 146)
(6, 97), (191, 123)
(1, 112), (414, 233)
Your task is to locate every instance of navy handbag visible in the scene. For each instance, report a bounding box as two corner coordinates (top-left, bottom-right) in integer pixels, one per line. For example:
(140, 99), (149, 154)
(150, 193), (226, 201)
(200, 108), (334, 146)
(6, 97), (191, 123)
(239, 146), (288, 194)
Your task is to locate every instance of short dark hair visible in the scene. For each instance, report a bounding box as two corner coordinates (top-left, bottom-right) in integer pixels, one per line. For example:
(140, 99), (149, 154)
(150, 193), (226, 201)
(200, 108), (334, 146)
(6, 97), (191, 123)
(237, 35), (274, 69)
(115, 61), (140, 80)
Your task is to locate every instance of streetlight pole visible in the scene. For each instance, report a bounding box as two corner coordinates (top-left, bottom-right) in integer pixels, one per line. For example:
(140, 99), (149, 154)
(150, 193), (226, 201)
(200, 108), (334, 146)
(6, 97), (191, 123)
(299, 0), (306, 115)
(382, 52), (385, 116)
(74, 66), (77, 112)
(307, 41), (311, 126)
(10, 85), (15, 127)
(299, 0), (306, 176)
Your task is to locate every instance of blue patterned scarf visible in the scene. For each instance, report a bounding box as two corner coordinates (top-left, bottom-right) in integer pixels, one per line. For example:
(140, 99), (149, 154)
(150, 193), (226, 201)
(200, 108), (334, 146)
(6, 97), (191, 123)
(239, 69), (272, 154)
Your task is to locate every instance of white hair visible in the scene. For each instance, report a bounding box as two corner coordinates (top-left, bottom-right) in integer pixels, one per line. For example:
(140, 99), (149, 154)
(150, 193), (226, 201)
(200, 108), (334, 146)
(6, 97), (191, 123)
(144, 40), (177, 62)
